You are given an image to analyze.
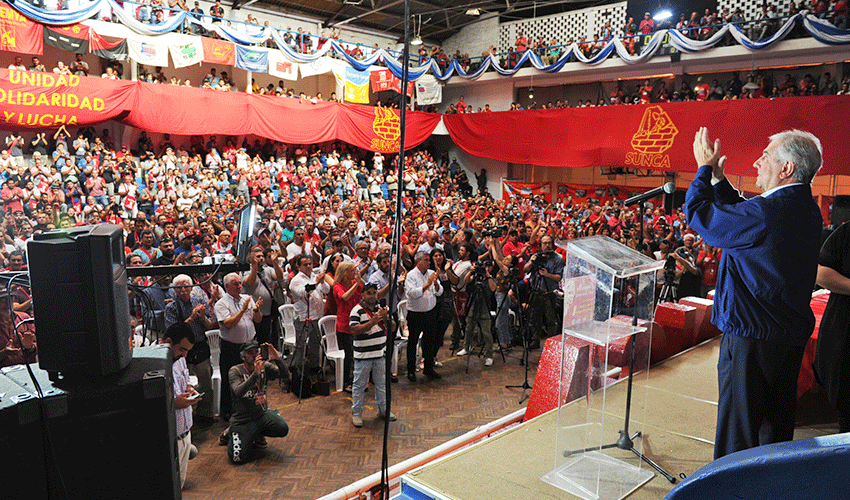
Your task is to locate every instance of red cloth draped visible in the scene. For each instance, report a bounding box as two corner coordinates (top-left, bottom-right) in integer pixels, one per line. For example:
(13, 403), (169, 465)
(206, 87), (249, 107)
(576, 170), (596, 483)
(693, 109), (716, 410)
(443, 97), (850, 176)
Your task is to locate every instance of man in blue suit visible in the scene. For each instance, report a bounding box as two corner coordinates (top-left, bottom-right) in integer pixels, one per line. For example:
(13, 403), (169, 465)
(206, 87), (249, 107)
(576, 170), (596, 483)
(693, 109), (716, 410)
(685, 127), (823, 459)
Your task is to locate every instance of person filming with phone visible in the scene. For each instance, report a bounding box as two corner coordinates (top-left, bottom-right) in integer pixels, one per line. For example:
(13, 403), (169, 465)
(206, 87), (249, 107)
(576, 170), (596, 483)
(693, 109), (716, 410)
(226, 340), (289, 464)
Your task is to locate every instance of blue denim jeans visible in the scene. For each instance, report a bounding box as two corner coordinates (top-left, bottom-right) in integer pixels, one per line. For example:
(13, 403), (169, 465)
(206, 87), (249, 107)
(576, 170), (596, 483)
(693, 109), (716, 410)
(352, 356), (386, 417)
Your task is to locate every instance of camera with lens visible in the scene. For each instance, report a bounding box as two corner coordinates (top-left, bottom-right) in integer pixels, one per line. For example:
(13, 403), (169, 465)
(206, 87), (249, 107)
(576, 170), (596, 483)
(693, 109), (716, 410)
(675, 247), (693, 260)
(304, 283), (317, 293)
(529, 249), (551, 273)
(472, 260), (491, 282)
(482, 225), (508, 238)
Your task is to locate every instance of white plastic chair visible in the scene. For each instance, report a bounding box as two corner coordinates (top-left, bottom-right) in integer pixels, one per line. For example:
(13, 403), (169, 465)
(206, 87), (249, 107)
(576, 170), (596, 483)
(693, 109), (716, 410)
(205, 329), (221, 415)
(393, 300), (410, 376)
(279, 304), (296, 352)
(318, 315), (344, 392)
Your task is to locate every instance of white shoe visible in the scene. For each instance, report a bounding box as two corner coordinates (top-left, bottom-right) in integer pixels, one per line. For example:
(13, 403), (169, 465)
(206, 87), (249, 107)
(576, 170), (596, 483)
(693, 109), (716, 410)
(484, 358), (493, 367)
(434, 360), (443, 367)
(456, 349), (468, 356)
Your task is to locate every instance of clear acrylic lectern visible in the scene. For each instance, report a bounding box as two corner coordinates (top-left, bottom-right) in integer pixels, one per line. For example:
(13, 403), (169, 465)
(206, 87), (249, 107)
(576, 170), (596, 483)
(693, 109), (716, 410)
(541, 236), (664, 500)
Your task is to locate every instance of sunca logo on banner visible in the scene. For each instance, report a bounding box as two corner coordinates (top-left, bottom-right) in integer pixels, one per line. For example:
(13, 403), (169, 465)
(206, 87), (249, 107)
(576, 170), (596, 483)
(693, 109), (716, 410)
(625, 106), (678, 169)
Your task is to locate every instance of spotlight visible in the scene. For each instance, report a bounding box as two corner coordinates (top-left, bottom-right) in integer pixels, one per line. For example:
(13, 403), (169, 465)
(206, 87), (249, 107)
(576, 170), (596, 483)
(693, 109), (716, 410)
(411, 36), (423, 46)
(465, 8), (480, 15)
(653, 10), (672, 22)
(528, 87), (534, 99)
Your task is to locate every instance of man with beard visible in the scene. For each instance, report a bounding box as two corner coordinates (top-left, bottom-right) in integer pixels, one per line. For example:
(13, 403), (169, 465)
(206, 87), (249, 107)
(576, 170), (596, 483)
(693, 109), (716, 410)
(152, 238), (177, 266)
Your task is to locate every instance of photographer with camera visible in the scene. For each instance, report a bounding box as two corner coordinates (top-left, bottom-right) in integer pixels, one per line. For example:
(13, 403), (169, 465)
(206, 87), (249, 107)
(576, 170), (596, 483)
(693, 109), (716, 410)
(523, 235), (564, 345)
(455, 258), (497, 367)
(289, 255), (330, 379)
(489, 236), (521, 350)
(673, 238), (702, 299)
(447, 243), (475, 351)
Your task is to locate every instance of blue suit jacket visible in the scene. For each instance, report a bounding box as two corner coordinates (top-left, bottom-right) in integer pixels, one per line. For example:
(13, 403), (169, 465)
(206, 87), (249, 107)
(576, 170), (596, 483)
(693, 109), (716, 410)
(684, 165), (821, 346)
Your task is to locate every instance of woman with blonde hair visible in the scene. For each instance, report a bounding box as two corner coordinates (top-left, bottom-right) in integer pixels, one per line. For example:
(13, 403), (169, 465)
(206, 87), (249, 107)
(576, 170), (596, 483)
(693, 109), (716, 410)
(333, 261), (364, 392)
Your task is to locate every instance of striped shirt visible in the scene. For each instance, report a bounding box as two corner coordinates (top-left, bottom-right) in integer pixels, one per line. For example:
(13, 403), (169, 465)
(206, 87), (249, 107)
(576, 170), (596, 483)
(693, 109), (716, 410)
(173, 356), (192, 436)
(350, 304), (386, 360)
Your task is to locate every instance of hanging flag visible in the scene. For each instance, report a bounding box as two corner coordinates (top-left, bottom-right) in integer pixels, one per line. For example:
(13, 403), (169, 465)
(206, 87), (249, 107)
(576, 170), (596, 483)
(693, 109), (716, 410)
(344, 67), (369, 104)
(90, 32), (128, 61)
(268, 50), (298, 81)
(299, 57), (336, 77)
(370, 69), (413, 97)
(502, 181), (552, 202)
(169, 38), (204, 68)
(44, 24), (89, 53)
(128, 39), (169, 67)
(415, 74), (442, 105)
(235, 45), (268, 73)
(0, 2), (43, 55)
(201, 37), (235, 65)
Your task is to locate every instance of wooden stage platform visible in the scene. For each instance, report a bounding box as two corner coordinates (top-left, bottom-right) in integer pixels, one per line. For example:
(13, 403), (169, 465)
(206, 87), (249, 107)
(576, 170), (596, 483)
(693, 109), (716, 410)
(183, 335), (839, 500)
(399, 337), (840, 500)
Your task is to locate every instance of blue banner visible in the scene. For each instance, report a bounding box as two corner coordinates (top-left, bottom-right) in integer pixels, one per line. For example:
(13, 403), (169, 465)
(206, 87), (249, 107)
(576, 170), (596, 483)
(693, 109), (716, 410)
(235, 45), (268, 73)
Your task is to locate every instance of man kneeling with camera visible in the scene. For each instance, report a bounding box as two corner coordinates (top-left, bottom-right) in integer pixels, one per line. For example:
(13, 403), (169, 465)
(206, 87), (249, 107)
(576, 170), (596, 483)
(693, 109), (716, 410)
(227, 341), (289, 464)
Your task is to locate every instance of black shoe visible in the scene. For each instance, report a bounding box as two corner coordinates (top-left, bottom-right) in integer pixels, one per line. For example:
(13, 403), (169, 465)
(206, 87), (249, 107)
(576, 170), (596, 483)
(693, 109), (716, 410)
(391, 375), (399, 383)
(449, 343), (460, 351)
(407, 373), (417, 383)
(424, 370), (442, 380)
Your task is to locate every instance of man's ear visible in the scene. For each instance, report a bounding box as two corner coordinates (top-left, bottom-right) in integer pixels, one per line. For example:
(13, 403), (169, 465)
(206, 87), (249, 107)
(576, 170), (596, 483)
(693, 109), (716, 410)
(780, 161), (796, 181)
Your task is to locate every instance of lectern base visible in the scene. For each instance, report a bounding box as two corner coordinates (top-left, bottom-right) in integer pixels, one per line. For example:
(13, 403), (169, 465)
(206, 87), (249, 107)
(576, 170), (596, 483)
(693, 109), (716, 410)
(541, 450), (654, 500)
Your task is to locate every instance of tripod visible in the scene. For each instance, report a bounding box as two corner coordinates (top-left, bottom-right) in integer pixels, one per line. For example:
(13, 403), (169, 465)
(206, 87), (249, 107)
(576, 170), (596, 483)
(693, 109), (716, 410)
(460, 272), (503, 373)
(504, 276), (535, 403)
(658, 268), (677, 303)
(563, 314), (677, 484)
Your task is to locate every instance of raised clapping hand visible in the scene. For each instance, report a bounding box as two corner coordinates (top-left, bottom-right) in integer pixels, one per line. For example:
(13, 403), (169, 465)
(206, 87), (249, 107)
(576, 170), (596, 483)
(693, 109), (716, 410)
(693, 127), (726, 184)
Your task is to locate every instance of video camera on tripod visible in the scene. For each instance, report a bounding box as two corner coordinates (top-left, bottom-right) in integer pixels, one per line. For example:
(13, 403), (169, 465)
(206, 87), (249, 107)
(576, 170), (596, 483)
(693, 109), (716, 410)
(529, 249), (553, 274)
(471, 259), (492, 283)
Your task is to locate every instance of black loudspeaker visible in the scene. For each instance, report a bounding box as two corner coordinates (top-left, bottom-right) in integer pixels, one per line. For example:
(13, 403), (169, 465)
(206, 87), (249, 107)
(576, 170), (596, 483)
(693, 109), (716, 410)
(831, 195), (850, 227)
(0, 371), (49, 499)
(27, 224), (132, 381)
(4, 346), (180, 500)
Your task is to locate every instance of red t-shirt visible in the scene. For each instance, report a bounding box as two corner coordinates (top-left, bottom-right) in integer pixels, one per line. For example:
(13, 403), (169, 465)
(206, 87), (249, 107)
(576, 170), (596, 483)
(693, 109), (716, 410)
(333, 282), (361, 334)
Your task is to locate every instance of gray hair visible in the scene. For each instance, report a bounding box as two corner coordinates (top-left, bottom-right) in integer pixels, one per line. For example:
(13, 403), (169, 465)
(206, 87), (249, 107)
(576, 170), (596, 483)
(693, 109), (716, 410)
(172, 274), (192, 287)
(769, 130), (823, 185)
(223, 272), (241, 287)
(414, 251), (429, 263)
(355, 240), (369, 250)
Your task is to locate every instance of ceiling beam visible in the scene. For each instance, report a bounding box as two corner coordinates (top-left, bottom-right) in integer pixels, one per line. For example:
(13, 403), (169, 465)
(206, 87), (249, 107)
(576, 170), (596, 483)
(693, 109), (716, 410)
(330, 0), (406, 27)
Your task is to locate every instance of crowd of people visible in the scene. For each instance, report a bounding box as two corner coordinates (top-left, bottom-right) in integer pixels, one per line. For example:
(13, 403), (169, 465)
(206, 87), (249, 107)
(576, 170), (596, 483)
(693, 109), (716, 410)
(0, 119), (740, 469)
(442, 70), (849, 114)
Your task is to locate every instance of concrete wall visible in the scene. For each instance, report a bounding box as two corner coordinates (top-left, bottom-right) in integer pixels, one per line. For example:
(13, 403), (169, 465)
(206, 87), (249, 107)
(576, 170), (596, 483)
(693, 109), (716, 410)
(440, 14), (500, 60)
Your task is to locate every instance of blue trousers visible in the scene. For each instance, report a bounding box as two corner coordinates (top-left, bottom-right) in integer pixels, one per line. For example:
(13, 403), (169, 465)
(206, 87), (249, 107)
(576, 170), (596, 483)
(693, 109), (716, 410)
(714, 333), (805, 459)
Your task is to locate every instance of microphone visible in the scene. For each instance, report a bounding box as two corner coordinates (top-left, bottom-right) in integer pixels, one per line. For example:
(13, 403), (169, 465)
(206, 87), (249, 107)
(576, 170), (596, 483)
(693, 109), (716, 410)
(623, 182), (676, 206)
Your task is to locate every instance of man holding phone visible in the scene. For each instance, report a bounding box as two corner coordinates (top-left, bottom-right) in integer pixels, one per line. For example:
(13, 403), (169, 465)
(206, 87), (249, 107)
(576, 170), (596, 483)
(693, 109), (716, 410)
(164, 322), (200, 489)
(227, 340), (289, 464)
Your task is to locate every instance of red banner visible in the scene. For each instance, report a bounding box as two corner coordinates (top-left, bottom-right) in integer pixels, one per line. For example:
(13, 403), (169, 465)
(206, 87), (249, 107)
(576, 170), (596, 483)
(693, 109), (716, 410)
(370, 69), (413, 97)
(444, 97), (850, 177)
(0, 2), (43, 55)
(556, 183), (662, 207)
(0, 69), (136, 129)
(503, 181), (551, 202)
(201, 37), (235, 66)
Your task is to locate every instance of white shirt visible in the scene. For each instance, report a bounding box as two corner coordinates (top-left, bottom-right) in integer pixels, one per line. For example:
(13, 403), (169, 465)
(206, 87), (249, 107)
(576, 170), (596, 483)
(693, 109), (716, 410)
(760, 182), (803, 198)
(285, 240), (313, 260)
(213, 293), (256, 344)
(452, 260), (473, 292)
(405, 266), (443, 312)
(173, 356), (192, 435)
(289, 271), (330, 321)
